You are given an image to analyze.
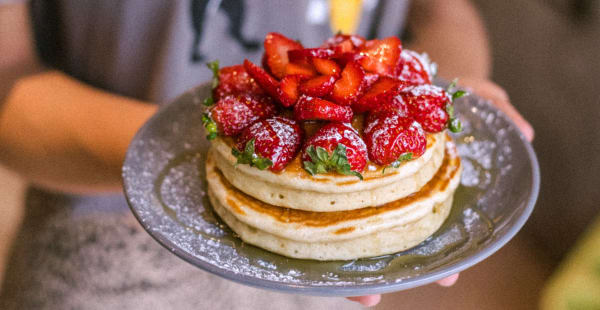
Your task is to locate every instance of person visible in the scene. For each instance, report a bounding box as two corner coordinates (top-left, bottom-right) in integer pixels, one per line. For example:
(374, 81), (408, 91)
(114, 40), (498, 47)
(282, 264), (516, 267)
(0, 0), (533, 308)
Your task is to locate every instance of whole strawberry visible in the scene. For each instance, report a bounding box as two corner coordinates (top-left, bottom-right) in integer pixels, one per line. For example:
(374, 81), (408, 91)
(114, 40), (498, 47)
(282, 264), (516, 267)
(364, 111), (427, 167)
(302, 122), (367, 179)
(204, 94), (277, 138)
(400, 84), (464, 133)
(213, 65), (265, 100)
(233, 116), (303, 171)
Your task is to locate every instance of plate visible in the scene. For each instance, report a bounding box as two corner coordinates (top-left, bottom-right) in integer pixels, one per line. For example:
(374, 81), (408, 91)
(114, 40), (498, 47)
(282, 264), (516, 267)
(122, 83), (539, 296)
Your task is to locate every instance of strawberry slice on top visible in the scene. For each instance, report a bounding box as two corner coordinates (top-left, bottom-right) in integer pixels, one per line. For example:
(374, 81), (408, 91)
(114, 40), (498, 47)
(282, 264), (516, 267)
(278, 75), (306, 107)
(352, 77), (405, 113)
(264, 32), (303, 79)
(358, 37), (402, 76)
(299, 75), (338, 97)
(243, 59), (280, 99)
(294, 95), (353, 122)
(395, 50), (434, 86)
(363, 110), (427, 167)
(234, 116), (303, 171)
(330, 61), (365, 106)
(302, 122), (367, 178)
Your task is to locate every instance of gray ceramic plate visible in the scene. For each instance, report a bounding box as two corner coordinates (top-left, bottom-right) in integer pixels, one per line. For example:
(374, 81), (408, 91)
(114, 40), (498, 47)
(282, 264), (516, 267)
(123, 83), (539, 297)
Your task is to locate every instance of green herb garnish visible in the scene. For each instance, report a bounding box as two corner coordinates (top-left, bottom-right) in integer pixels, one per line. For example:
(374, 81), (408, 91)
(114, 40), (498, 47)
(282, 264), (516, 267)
(303, 144), (363, 180)
(232, 139), (273, 170)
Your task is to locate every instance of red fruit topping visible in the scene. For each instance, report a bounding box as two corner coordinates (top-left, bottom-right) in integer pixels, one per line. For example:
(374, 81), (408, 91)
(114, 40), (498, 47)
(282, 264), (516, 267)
(278, 75), (305, 107)
(322, 34), (366, 50)
(400, 84), (451, 133)
(234, 116), (303, 171)
(353, 77), (405, 113)
(395, 50), (433, 85)
(213, 65), (265, 100)
(288, 48), (336, 62)
(294, 95), (353, 122)
(312, 58), (341, 76)
(363, 72), (380, 89)
(284, 62), (317, 77)
(369, 92), (410, 116)
(363, 111), (426, 166)
(264, 32), (303, 79)
(210, 94), (277, 136)
(302, 122), (367, 177)
(331, 61), (365, 106)
(358, 37), (402, 76)
(243, 59), (280, 99)
(299, 75), (338, 97)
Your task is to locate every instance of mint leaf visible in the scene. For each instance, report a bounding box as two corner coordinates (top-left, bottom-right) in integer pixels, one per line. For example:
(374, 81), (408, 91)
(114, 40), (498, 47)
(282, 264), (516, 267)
(445, 103), (455, 118)
(231, 139), (273, 170)
(383, 152), (413, 174)
(302, 144), (363, 180)
(447, 78), (458, 92)
(202, 113), (218, 140)
(203, 97), (214, 106)
(452, 90), (467, 101)
(206, 60), (220, 90)
(449, 118), (462, 133)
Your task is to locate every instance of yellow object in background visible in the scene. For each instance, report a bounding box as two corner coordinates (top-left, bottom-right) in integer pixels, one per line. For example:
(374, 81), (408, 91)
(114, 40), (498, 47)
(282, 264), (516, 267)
(329, 0), (363, 34)
(540, 215), (600, 309)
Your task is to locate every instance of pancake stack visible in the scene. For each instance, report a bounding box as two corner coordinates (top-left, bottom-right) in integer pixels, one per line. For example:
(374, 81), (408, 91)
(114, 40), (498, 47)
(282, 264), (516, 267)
(202, 32), (465, 260)
(206, 132), (462, 260)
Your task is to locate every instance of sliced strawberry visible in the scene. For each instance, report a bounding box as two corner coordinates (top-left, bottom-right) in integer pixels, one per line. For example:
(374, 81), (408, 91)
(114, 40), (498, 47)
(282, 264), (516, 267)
(213, 65), (265, 100)
(234, 116), (303, 171)
(288, 48), (336, 62)
(312, 58), (341, 76)
(363, 111), (426, 166)
(353, 77), (404, 113)
(243, 59), (280, 99)
(394, 49), (433, 85)
(209, 94), (277, 136)
(278, 75), (305, 107)
(363, 72), (380, 89)
(322, 34), (366, 50)
(299, 75), (337, 97)
(302, 122), (367, 176)
(330, 61), (365, 106)
(284, 62), (317, 77)
(294, 95), (353, 122)
(358, 37), (402, 76)
(264, 32), (303, 79)
(400, 84), (452, 133)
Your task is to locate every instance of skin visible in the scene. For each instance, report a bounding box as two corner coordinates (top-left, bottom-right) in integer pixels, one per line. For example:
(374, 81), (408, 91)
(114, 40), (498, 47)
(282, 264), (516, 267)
(0, 0), (533, 307)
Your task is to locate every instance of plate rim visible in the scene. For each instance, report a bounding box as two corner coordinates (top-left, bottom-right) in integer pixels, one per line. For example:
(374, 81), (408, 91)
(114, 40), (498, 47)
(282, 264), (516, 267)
(123, 84), (540, 297)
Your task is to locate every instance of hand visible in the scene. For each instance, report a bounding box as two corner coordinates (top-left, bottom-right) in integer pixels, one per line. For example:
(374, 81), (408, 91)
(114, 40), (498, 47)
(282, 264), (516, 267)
(346, 274), (459, 307)
(458, 77), (534, 142)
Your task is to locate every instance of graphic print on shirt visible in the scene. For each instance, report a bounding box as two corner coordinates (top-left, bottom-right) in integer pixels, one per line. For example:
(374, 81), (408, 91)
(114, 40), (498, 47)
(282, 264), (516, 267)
(190, 0), (260, 62)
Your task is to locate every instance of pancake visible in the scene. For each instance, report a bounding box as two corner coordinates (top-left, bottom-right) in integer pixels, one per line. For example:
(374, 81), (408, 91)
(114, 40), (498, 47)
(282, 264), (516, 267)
(211, 132), (446, 211)
(205, 139), (461, 243)
(209, 189), (454, 260)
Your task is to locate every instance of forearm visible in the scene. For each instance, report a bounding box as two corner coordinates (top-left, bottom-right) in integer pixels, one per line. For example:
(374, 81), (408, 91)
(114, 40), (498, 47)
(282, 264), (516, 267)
(0, 71), (157, 194)
(406, 0), (491, 80)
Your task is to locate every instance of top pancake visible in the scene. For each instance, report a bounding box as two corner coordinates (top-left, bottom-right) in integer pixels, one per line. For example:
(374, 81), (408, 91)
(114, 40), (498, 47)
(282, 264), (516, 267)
(210, 132), (446, 211)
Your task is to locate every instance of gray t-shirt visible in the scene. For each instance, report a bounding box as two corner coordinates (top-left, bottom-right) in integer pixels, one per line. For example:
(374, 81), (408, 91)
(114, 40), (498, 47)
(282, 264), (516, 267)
(1, 1), (410, 309)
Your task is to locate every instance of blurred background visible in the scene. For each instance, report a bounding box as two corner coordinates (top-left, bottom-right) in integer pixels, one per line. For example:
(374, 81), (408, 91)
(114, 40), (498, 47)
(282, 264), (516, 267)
(1, 0), (599, 309)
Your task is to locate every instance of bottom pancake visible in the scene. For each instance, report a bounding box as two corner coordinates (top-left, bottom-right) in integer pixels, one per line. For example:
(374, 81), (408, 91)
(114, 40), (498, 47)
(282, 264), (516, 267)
(208, 188), (453, 261)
